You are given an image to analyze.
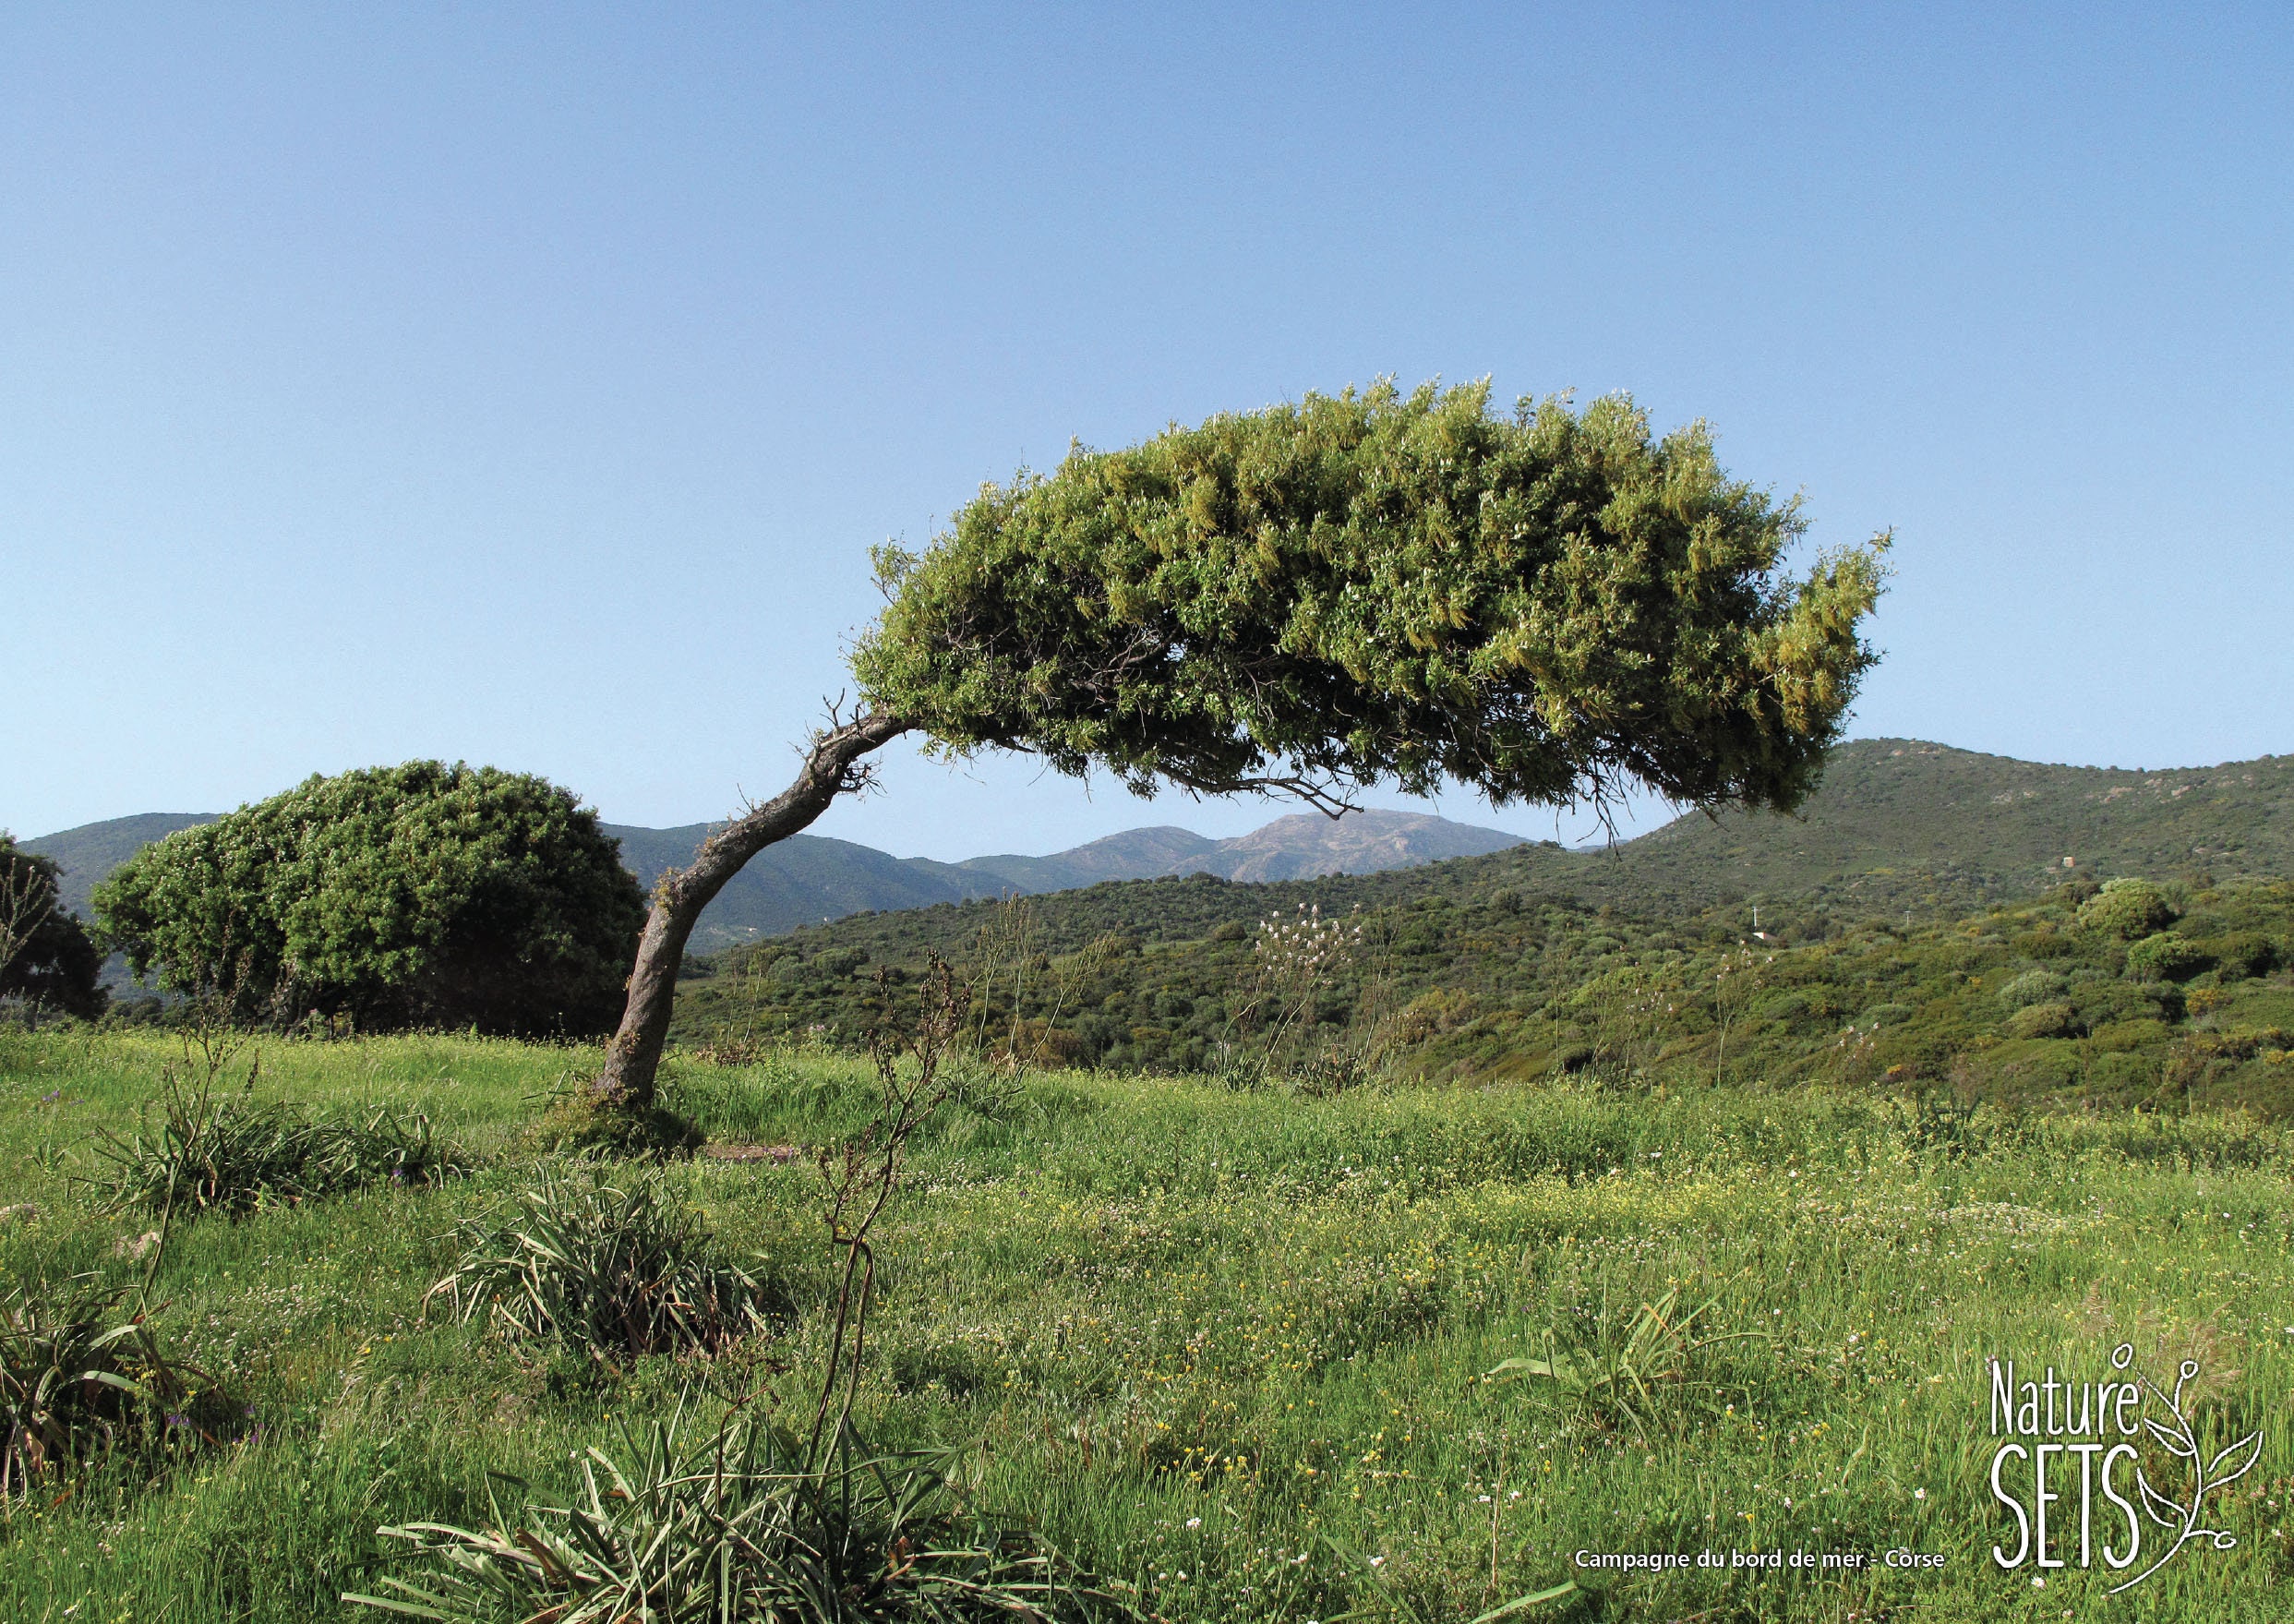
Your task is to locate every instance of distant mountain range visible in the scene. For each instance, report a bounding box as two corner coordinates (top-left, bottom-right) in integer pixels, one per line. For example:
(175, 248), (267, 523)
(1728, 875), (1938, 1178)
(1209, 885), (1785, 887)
(20, 806), (1523, 953)
(700, 739), (2294, 975)
(30, 739), (2291, 961)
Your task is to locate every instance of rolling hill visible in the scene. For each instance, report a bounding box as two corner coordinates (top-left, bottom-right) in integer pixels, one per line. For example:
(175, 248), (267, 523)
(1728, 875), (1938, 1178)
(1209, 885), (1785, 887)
(19, 804), (1524, 953)
(675, 740), (2294, 1095)
(25, 740), (2288, 958)
(684, 739), (2294, 971)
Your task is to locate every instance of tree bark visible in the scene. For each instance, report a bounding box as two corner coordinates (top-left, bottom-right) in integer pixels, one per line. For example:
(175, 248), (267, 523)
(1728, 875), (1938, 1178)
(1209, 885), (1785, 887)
(596, 709), (911, 1108)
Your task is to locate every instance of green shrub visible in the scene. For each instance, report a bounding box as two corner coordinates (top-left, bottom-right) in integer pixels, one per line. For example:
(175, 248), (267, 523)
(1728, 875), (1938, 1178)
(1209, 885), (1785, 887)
(2077, 878), (2177, 941)
(95, 1091), (331, 1218)
(427, 1163), (771, 1364)
(1479, 1280), (1764, 1439)
(94, 1077), (465, 1220)
(2011, 927), (2077, 959)
(2124, 932), (2213, 982)
(92, 763), (644, 1036)
(1997, 968), (2069, 1011)
(92, 1078), (466, 1220)
(1862, 1002), (1915, 1027)
(1, 1278), (225, 1497)
(2004, 1000), (2079, 1041)
(1751, 989), (1812, 1027)
(348, 1402), (1139, 1621)
(2192, 931), (2281, 980)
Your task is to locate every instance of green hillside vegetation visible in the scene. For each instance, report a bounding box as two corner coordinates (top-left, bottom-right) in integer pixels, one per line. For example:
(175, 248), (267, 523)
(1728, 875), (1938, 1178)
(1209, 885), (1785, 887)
(675, 740), (2294, 972)
(677, 871), (2294, 1119)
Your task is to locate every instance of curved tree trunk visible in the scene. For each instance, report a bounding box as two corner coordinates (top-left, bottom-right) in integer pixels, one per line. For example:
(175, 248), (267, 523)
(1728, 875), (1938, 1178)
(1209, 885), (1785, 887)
(596, 710), (911, 1108)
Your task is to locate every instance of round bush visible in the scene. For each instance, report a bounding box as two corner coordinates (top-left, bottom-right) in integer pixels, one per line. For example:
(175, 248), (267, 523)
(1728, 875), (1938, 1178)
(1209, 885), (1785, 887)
(2004, 1001), (2079, 1041)
(2199, 931), (2280, 980)
(2077, 879), (2177, 942)
(93, 763), (644, 1035)
(1997, 968), (2069, 1012)
(2124, 932), (2212, 982)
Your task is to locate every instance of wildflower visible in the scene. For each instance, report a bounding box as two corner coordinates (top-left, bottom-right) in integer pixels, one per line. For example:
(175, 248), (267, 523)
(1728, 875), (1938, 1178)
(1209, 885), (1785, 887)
(1914, 1487), (1927, 1500)
(1185, 1517), (1201, 1529)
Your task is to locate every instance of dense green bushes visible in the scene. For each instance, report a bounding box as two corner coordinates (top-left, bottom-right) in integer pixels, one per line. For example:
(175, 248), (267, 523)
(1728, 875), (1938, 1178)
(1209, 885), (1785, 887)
(674, 876), (2294, 1117)
(2077, 876), (2177, 940)
(93, 764), (644, 1035)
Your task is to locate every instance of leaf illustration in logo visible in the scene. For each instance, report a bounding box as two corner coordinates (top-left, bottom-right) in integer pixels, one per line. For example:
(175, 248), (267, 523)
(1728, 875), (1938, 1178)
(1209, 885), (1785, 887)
(2133, 1467), (2185, 1530)
(2206, 1431), (2264, 1489)
(2144, 1417), (2196, 1459)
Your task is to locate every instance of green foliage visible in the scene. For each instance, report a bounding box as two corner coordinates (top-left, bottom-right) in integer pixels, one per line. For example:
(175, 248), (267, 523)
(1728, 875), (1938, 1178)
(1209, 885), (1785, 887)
(91, 1072), (464, 1221)
(91, 763), (644, 1035)
(856, 380), (1887, 815)
(678, 877), (2294, 1117)
(2004, 1000), (2080, 1041)
(1, 1277), (222, 1498)
(526, 1090), (707, 1161)
(0, 835), (104, 1020)
(1996, 968), (2068, 1010)
(1478, 1279), (1764, 1440)
(350, 1401), (1138, 1622)
(2198, 930), (2280, 980)
(2078, 876), (2178, 941)
(2124, 931), (2212, 981)
(426, 1162), (772, 1364)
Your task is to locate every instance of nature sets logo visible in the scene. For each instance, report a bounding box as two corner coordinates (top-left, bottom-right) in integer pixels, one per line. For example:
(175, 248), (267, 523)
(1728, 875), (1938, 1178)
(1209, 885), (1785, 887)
(1986, 1339), (2261, 1594)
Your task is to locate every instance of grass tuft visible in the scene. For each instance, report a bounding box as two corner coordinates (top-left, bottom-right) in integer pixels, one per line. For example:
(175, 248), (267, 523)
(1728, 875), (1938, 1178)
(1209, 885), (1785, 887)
(90, 1075), (469, 1220)
(1, 1277), (227, 1499)
(427, 1161), (773, 1364)
(347, 1398), (1140, 1622)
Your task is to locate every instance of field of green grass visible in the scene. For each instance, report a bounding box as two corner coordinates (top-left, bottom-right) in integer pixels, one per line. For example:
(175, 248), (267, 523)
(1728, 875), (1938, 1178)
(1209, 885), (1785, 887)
(3, 1027), (2290, 1621)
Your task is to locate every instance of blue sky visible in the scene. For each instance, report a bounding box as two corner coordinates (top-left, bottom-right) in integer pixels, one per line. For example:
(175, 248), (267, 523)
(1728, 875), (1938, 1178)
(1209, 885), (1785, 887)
(6, 4), (2288, 857)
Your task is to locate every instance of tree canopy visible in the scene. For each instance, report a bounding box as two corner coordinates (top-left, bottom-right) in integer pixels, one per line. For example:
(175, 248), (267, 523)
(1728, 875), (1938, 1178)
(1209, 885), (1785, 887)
(94, 763), (644, 1035)
(599, 380), (1890, 1109)
(854, 380), (1887, 819)
(0, 835), (105, 1019)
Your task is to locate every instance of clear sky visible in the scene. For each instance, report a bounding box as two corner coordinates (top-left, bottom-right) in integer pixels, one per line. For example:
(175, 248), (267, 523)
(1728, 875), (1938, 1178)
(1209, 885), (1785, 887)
(6, 4), (2289, 858)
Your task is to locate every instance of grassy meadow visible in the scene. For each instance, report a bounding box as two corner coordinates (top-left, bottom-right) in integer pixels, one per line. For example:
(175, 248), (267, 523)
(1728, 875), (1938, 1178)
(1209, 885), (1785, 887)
(2, 1026), (2291, 1621)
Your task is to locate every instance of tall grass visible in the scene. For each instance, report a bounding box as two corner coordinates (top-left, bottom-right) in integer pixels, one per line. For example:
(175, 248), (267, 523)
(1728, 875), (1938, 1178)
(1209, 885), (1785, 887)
(1, 1028), (2290, 1619)
(92, 1074), (466, 1219)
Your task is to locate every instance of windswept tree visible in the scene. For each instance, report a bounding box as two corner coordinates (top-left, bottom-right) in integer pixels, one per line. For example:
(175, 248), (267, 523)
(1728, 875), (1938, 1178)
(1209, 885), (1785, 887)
(601, 381), (1888, 1104)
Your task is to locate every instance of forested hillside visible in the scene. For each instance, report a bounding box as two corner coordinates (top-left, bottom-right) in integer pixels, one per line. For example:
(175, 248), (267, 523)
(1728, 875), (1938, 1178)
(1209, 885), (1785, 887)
(679, 739), (2294, 970)
(676, 873), (2294, 1116)
(673, 740), (2294, 1113)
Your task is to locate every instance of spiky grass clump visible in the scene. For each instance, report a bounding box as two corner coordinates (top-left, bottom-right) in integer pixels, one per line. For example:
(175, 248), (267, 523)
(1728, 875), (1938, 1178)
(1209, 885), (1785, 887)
(1, 1278), (223, 1499)
(347, 1401), (1139, 1622)
(91, 1077), (469, 1219)
(427, 1162), (770, 1364)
